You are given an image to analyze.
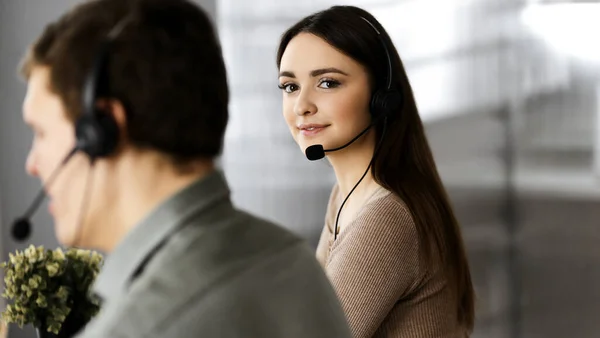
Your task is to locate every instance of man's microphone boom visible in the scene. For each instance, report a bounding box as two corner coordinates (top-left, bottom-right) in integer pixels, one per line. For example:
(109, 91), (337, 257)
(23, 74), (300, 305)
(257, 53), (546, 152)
(11, 147), (78, 241)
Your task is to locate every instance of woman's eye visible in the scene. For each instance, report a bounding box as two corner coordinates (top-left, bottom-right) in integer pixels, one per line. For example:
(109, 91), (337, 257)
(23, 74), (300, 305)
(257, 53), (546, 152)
(318, 80), (340, 89)
(278, 83), (298, 93)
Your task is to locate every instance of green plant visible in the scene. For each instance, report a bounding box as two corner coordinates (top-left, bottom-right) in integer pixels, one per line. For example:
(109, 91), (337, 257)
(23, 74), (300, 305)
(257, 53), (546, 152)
(0, 245), (103, 334)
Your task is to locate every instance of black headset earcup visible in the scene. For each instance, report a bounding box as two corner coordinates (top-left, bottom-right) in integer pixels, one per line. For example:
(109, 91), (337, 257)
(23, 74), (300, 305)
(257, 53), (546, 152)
(383, 89), (402, 116)
(75, 110), (120, 159)
(370, 89), (402, 119)
(369, 90), (386, 118)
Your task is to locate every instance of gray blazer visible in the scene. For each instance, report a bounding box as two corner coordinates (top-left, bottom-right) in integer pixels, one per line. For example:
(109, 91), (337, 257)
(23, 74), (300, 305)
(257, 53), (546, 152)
(77, 171), (351, 338)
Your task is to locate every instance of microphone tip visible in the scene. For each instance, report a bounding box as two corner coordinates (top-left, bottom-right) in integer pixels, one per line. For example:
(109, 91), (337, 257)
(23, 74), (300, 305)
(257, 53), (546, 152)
(305, 144), (325, 161)
(12, 218), (31, 241)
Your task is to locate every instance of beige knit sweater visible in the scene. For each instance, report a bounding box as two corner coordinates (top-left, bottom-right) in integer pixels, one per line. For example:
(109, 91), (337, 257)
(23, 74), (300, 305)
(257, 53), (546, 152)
(316, 184), (468, 338)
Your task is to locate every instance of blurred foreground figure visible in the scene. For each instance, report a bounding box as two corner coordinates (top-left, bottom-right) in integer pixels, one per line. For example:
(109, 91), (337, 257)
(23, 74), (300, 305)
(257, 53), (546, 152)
(18, 0), (351, 337)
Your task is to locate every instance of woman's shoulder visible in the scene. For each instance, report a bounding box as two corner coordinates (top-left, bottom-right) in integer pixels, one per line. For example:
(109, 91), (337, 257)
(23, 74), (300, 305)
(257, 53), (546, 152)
(361, 187), (414, 225)
(347, 187), (419, 245)
(325, 184), (418, 242)
(339, 187), (425, 281)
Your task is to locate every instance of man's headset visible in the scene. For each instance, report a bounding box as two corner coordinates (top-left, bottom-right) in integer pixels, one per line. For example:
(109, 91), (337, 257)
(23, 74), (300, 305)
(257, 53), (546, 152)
(76, 17), (128, 160)
(12, 17), (129, 241)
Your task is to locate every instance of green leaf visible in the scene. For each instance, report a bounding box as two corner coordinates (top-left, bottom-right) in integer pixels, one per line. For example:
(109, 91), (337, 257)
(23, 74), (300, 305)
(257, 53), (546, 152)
(0, 246), (104, 331)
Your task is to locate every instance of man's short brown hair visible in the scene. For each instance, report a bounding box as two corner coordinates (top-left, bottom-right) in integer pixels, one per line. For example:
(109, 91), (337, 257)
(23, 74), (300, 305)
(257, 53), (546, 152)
(21, 0), (229, 162)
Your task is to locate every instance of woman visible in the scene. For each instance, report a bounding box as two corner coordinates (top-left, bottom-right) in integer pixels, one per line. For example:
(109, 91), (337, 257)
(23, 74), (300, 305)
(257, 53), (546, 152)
(276, 5), (475, 338)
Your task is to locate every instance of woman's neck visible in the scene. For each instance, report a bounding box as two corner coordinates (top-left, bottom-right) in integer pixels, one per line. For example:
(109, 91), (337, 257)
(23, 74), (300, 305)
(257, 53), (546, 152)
(327, 130), (379, 197)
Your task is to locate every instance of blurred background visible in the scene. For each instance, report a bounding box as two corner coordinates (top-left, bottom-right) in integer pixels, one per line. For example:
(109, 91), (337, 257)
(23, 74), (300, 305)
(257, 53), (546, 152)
(1, 0), (599, 337)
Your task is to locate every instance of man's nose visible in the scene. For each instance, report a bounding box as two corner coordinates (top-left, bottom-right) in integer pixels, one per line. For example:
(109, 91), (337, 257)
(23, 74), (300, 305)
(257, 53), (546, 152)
(25, 151), (38, 177)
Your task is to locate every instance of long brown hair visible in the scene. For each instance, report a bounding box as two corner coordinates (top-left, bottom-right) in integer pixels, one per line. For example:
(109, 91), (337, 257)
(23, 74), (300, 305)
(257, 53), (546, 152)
(276, 5), (475, 331)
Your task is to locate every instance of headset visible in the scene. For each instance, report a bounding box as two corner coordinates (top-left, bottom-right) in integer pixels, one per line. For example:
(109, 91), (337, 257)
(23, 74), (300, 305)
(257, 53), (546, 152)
(305, 16), (402, 161)
(12, 17), (129, 241)
(361, 16), (402, 121)
(327, 16), (403, 240)
(74, 17), (131, 161)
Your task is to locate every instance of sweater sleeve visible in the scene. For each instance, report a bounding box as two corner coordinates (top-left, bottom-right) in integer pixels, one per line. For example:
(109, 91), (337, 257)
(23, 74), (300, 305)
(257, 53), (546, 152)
(325, 196), (422, 338)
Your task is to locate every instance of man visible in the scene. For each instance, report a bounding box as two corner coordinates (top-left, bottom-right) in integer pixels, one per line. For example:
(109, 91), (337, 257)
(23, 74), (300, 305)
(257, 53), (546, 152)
(20, 0), (351, 337)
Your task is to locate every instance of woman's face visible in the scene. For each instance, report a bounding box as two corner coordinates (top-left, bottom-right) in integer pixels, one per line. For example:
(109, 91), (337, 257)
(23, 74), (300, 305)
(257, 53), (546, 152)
(278, 33), (373, 156)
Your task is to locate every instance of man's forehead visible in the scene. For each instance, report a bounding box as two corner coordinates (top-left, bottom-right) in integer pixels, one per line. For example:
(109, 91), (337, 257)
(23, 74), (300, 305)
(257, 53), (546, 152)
(22, 67), (64, 125)
(22, 85), (38, 126)
(22, 78), (42, 125)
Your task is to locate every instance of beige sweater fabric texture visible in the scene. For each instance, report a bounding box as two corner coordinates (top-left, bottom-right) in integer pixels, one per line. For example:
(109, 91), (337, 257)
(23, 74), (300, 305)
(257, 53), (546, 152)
(316, 184), (468, 338)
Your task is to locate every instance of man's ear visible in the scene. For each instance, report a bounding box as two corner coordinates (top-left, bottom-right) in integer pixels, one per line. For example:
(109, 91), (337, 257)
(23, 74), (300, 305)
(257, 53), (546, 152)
(108, 99), (128, 133)
(97, 99), (128, 140)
